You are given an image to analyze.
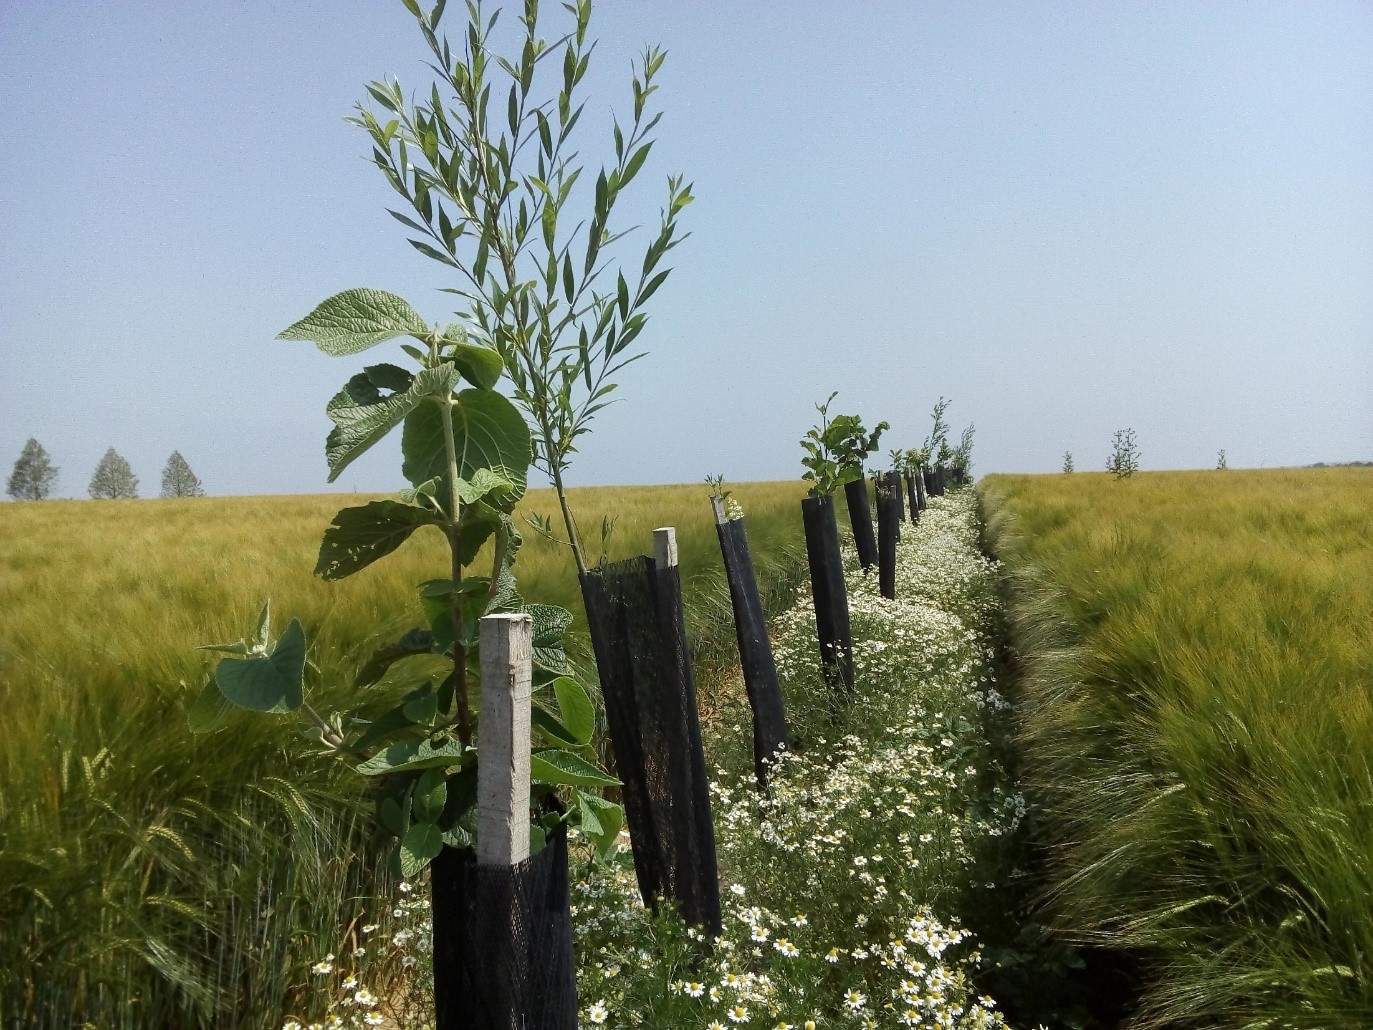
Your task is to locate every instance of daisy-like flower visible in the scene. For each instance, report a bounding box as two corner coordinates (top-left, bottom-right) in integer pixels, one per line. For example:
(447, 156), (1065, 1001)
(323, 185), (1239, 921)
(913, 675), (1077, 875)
(790, 914), (808, 927)
(353, 989), (378, 1008)
(341, 975), (358, 990)
(773, 938), (799, 957)
(727, 1005), (749, 1023)
(750, 926), (769, 942)
(586, 1001), (609, 1024)
(824, 948), (840, 963)
(363, 1015), (384, 1027)
(844, 990), (866, 1011)
(686, 981), (706, 998)
(310, 958), (333, 975)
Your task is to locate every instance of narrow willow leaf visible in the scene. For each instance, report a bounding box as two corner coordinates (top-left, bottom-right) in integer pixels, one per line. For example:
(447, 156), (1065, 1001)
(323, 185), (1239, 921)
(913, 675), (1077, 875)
(529, 749), (619, 788)
(278, 288), (430, 356)
(315, 500), (444, 581)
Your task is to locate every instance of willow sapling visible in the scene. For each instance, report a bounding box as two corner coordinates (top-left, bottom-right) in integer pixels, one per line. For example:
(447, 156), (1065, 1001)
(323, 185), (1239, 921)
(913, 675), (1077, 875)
(351, 0), (692, 577)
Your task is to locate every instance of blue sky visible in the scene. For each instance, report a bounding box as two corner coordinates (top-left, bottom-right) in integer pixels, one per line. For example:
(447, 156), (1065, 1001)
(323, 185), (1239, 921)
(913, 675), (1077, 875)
(2, 0), (1369, 497)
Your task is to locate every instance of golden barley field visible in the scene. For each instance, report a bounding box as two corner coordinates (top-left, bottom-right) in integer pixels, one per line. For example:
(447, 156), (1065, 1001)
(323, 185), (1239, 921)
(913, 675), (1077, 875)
(981, 467), (1373, 1027)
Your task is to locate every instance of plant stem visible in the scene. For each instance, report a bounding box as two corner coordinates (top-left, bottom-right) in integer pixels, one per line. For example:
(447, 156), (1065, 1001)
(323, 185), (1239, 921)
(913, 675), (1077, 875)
(440, 397), (473, 746)
(301, 701), (366, 761)
(549, 457), (587, 576)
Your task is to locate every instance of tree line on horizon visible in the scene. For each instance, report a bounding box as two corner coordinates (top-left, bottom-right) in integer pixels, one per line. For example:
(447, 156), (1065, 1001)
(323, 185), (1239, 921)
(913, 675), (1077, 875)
(6, 439), (205, 501)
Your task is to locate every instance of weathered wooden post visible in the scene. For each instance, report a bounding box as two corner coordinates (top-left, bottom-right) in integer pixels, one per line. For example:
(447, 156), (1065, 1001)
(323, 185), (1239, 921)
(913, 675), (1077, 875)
(711, 496), (789, 788)
(477, 613), (533, 867)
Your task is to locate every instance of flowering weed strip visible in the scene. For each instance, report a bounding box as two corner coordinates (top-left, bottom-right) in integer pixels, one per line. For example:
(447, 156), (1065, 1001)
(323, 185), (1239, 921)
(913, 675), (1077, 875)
(301, 491), (1037, 1028)
(982, 467), (1373, 1026)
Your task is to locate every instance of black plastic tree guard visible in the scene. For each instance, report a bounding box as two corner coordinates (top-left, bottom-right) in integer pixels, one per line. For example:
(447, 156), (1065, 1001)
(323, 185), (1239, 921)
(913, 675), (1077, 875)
(842, 478), (878, 572)
(877, 473), (900, 600)
(711, 497), (789, 788)
(904, 472), (920, 524)
(915, 468), (927, 511)
(801, 493), (854, 694)
(579, 549), (722, 936)
(431, 823), (577, 1030)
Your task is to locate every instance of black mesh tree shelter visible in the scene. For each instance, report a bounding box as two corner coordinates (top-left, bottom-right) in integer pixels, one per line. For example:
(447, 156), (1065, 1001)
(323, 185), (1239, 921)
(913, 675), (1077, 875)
(935, 464), (948, 494)
(842, 478), (878, 571)
(711, 498), (789, 788)
(877, 473), (900, 600)
(915, 468), (927, 511)
(801, 494), (854, 694)
(430, 826), (577, 1030)
(579, 547), (722, 935)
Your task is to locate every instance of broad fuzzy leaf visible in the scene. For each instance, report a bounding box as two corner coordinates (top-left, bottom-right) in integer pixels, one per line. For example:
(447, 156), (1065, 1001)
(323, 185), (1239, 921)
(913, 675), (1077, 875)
(186, 678), (234, 734)
(525, 603), (572, 648)
(357, 735), (469, 776)
(315, 500), (444, 581)
(278, 288), (430, 356)
(401, 388), (531, 498)
(214, 618), (306, 713)
(325, 363), (460, 482)
(399, 822), (443, 876)
(529, 749), (619, 788)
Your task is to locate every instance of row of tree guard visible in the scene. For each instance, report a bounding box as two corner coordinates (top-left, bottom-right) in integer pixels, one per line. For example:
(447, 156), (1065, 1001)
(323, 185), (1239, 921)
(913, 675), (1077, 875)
(454, 465), (953, 1028)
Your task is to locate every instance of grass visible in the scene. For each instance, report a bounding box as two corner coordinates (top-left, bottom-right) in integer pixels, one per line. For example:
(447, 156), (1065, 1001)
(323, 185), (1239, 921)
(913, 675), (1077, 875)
(0, 480), (807, 1028)
(980, 467), (1373, 1027)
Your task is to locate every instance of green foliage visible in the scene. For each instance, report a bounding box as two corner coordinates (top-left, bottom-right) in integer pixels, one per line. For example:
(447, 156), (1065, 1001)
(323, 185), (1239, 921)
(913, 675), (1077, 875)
(1216, 448), (1227, 470)
(8, 437), (59, 500)
(1061, 451), (1073, 474)
(88, 446), (138, 500)
(160, 450), (205, 497)
(0, 479), (808, 1026)
(950, 424), (975, 483)
(924, 396), (952, 461)
(982, 468), (1373, 1026)
(348, 0), (692, 573)
(1106, 427), (1140, 479)
(799, 391), (888, 496)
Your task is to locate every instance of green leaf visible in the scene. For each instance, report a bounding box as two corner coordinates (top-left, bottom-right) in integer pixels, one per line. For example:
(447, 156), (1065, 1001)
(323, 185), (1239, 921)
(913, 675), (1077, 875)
(531, 705), (583, 747)
(442, 336), (505, 390)
(529, 749), (619, 788)
(325, 362), (460, 482)
(352, 682), (434, 752)
(526, 603), (572, 647)
(278, 288), (430, 356)
(400, 822), (443, 876)
(358, 735), (469, 776)
(187, 678), (233, 734)
(315, 500), (443, 581)
(403, 689), (439, 726)
(455, 468), (514, 505)
(214, 618), (305, 713)
(354, 628), (435, 687)
(552, 676), (594, 745)
(401, 388), (532, 498)
(576, 791), (623, 858)
(411, 767), (448, 823)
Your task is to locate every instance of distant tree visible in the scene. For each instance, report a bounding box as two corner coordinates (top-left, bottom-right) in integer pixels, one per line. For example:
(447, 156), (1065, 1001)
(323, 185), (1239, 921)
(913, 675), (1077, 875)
(1062, 451), (1074, 474)
(89, 448), (138, 499)
(950, 424), (976, 483)
(7, 438), (59, 500)
(161, 451), (205, 497)
(1216, 449), (1228, 470)
(1106, 429), (1140, 480)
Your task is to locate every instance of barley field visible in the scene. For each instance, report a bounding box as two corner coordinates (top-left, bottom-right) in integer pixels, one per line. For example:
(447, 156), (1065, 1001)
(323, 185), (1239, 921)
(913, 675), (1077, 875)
(980, 468), (1373, 1027)
(0, 481), (807, 1027)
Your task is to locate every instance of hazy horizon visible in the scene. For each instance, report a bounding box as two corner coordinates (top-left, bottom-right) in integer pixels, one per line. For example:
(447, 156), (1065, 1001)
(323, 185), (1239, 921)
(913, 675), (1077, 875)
(3, 1), (1370, 499)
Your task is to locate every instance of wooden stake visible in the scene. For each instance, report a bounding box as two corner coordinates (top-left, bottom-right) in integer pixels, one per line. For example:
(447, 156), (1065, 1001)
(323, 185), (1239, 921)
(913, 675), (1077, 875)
(477, 612), (533, 867)
(654, 526), (678, 569)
